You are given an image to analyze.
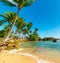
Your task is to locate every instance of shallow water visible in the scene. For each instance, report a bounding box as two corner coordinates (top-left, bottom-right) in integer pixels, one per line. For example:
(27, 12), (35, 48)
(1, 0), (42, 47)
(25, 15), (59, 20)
(20, 40), (60, 50)
(20, 40), (60, 63)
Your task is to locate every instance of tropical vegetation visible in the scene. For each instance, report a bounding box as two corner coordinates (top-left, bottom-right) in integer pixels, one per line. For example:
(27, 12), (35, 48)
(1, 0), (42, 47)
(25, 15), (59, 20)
(0, 0), (35, 42)
(0, 0), (40, 50)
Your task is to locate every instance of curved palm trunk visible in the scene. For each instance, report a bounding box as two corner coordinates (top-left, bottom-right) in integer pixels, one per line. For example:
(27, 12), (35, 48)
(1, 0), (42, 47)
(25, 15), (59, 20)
(3, 8), (20, 42)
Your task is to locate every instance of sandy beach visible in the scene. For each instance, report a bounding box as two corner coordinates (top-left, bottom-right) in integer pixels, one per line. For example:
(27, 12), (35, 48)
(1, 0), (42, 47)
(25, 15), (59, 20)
(0, 48), (56, 63)
(0, 53), (37, 63)
(0, 49), (37, 63)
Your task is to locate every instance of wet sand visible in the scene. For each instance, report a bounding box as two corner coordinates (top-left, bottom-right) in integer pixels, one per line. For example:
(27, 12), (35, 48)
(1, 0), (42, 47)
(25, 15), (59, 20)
(0, 48), (60, 63)
(19, 48), (60, 63)
(0, 50), (37, 63)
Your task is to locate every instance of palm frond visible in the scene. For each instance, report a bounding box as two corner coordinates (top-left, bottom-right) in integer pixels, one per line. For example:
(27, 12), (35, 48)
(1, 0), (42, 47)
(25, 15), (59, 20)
(13, 0), (22, 5)
(22, 0), (35, 7)
(0, 20), (7, 25)
(0, 14), (7, 19)
(13, 0), (35, 8)
(0, 0), (16, 7)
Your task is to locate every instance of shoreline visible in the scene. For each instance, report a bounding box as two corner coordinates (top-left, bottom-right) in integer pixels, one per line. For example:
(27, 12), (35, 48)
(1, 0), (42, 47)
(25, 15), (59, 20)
(0, 48), (55, 63)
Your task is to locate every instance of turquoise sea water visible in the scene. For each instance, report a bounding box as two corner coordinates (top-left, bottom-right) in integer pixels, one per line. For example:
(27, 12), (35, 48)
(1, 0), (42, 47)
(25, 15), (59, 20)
(20, 40), (60, 63)
(20, 40), (60, 51)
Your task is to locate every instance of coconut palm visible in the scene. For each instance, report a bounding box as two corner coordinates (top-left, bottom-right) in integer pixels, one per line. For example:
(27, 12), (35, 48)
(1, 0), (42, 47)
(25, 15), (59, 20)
(15, 18), (26, 38)
(33, 28), (39, 40)
(0, 12), (25, 37)
(27, 22), (32, 30)
(0, 12), (17, 24)
(0, 14), (8, 26)
(0, 25), (9, 38)
(0, 12), (18, 35)
(0, 12), (31, 38)
(28, 28), (39, 41)
(34, 28), (38, 31)
(0, 0), (35, 42)
(21, 22), (32, 38)
(33, 28), (38, 36)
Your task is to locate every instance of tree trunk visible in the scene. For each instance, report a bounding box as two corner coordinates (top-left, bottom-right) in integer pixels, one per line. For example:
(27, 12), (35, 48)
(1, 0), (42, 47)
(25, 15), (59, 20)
(3, 8), (20, 42)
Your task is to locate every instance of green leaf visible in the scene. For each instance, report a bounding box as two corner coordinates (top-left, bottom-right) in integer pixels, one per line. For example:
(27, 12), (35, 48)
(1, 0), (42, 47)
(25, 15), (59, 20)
(0, 20), (6, 25)
(0, 0), (16, 7)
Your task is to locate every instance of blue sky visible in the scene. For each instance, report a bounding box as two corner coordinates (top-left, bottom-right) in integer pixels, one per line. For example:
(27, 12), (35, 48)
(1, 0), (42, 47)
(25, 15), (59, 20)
(0, 0), (60, 38)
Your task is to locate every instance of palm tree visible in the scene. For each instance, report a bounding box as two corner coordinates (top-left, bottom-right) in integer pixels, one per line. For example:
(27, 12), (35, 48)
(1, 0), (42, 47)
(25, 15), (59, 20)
(0, 12), (17, 24)
(21, 22), (32, 38)
(0, 12), (19, 37)
(33, 28), (38, 36)
(0, 25), (9, 38)
(0, 12), (25, 38)
(16, 18), (26, 38)
(33, 28), (39, 40)
(28, 28), (39, 41)
(27, 22), (32, 30)
(4, 25), (10, 35)
(0, 12), (32, 38)
(0, 0), (35, 42)
(34, 28), (38, 31)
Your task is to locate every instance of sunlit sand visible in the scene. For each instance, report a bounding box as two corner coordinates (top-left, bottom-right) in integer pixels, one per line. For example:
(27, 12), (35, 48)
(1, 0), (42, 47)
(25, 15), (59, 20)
(0, 49), (55, 63)
(0, 50), (37, 63)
